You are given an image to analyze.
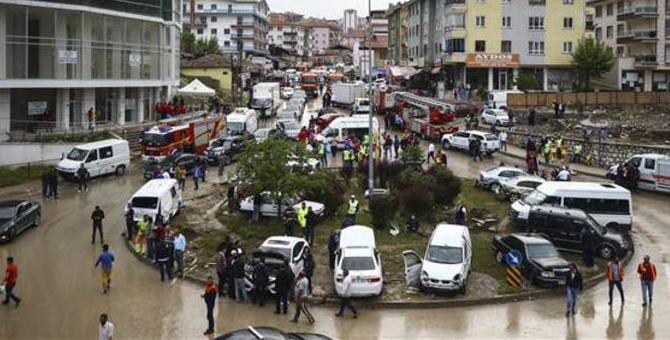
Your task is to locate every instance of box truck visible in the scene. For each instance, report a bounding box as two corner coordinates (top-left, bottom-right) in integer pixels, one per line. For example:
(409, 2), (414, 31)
(252, 82), (281, 118)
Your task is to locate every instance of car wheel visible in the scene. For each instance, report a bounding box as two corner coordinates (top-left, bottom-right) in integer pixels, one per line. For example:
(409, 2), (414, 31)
(8, 226), (17, 241)
(442, 140), (451, 149)
(490, 183), (500, 194)
(115, 165), (126, 176)
(599, 245), (614, 259)
(495, 250), (504, 263)
(459, 282), (467, 295)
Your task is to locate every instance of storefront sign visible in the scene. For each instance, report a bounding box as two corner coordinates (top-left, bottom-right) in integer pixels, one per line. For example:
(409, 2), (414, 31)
(27, 101), (48, 116)
(58, 50), (78, 64)
(466, 53), (519, 68)
(129, 54), (141, 67)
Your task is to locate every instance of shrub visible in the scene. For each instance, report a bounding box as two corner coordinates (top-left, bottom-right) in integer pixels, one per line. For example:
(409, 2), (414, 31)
(380, 162), (407, 189)
(399, 184), (434, 218)
(400, 144), (423, 164)
(302, 171), (346, 217)
(428, 166), (462, 206)
(394, 167), (436, 190)
(369, 194), (398, 230)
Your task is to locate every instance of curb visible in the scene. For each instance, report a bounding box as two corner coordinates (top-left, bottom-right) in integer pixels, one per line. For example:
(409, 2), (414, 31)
(498, 150), (606, 179)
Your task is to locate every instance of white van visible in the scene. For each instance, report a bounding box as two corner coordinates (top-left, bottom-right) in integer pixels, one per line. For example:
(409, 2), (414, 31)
(127, 178), (182, 223)
(511, 182), (633, 232)
(226, 108), (258, 136)
(316, 116), (380, 149)
(57, 139), (130, 179)
(403, 224), (472, 294)
(334, 225), (383, 297)
(606, 154), (670, 194)
(488, 90), (523, 111)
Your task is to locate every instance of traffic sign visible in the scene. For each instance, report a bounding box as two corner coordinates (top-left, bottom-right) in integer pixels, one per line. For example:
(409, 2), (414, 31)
(506, 265), (523, 288)
(505, 250), (523, 267)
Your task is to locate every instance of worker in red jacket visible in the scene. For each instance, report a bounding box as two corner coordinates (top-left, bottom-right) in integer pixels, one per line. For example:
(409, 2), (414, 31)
(637, 255), (657, 307)
(606, 257), (624, 305)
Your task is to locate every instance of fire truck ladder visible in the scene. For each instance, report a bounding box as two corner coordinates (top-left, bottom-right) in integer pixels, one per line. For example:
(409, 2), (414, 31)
(394, 92), (450, 111)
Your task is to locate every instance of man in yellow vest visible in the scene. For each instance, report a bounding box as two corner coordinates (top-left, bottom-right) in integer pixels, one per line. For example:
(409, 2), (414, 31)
(573, 142), (582, 163)
(297, 202), (308, 237)
(347, 195), (359, 219)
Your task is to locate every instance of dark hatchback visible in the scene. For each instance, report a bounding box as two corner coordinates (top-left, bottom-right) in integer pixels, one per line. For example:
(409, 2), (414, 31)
(0, 200), (41, 242)
(206, 135), (254, 165)
(143, 153), (201, 180)
(492, 233), (571, 288)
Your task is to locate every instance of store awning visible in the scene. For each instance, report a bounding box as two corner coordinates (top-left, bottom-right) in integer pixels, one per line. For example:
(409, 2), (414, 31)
(389, 66), (418, 79)
(178, 79), (216, 97)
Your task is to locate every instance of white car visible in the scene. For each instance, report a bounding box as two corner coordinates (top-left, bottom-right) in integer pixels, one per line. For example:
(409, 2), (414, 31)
(481, 109), (513, 127)
(498, 176), (546, 201)
(239, 192), (325, 218)
(475, 166), (529, 191)
(403, 224), (471, 294)
(334, 225), (383, 297)
(441, 130), (501, 154)
(287, 157), (321, 172)
(281, 87), (294, 99)
(244, 236), (309, 294)
(279, 121), (302, 139)
(353, 98), (371, 114)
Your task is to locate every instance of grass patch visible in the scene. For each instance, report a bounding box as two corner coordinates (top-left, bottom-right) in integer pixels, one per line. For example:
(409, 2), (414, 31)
(457, 179), (509, 221)
(0, 164), (53, 188)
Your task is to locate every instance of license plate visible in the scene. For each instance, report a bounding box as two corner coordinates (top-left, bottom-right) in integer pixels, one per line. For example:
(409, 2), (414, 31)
(354, 277), (366, 283)
(557, 279), (565, 285)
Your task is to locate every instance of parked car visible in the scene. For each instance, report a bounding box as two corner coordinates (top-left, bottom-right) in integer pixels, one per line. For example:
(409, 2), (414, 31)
(206, 135), (254, 165)
(449, 101), (480, 118)
(280, 87), (294, 99)
(216, 326), (332, 340)
(244, 236), (309, 294)
(143, 153), (202, 180)
(403, 224), (471, 294)
(475, 166), (529, 191)
(253, 128), (278, 143)
(497, 176), (545, 201)
(353, 98), (371, 114)
(276, 111), (298, 122)
(286, 156), (321, 173)
(334, 225), (383, 297)
(56, 139), (130, 179)
(239, 192), (325, 218)
(481, 109), (513, 126)
(491, 233), (571, 288)
(0, 200), (41, 242)
(279, 121), (302, 139)
(526, 206), (628, 259)
(441, 130), (500, 155)
(315, 112), (346, 129)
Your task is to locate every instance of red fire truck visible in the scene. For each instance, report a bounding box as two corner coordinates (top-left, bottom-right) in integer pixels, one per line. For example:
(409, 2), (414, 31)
(140, 115), (224, 161)
(300, 72), (320, 98)
(395, 92), (458, 141)
(373, 88), (396, 115)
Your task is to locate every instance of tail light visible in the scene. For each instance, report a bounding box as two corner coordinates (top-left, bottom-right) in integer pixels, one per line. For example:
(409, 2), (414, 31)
(367, 276), (381, 283)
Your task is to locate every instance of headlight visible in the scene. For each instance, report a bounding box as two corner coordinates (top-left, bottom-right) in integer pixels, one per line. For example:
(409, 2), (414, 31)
(453, 274), (461, 282)
(421, 270), (429, 280)
(540, 271), (555, 278)
(619, 240), (627, 248)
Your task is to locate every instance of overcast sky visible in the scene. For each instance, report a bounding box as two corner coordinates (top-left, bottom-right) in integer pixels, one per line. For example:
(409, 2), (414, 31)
(266, 0), (397, 20)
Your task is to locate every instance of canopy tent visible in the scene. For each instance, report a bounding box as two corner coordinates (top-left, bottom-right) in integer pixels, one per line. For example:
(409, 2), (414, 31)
(178, 79), (216, 97)
(388, 66), (418, 79)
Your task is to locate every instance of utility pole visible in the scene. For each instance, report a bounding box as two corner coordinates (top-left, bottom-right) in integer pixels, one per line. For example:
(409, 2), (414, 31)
(367, 0), (374, 194)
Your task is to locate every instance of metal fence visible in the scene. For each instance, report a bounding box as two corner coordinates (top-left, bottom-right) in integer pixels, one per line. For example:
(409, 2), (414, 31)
(507, 91), (670, 108)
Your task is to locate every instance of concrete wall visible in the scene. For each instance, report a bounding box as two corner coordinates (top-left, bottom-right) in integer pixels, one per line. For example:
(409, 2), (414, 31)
(0, 142), (79, 166)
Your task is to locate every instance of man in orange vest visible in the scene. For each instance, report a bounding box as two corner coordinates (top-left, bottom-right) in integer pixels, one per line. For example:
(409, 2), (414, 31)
(606, 257), (624, 305)
(637, 255), (657, 307)
(201, 276), (218, 335)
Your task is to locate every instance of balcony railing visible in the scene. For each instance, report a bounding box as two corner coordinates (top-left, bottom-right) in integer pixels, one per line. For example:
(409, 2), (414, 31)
(617, 6), (658, 20)
(445, 0), (465, 6)
(634, 30), (658, 39)
(634, 54), (658, 67)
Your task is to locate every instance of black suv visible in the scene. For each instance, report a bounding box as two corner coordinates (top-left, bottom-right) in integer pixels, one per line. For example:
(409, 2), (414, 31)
(526, 206), (628, 260)
(492, 233), (571, 288)
(143, 153), (202, 180)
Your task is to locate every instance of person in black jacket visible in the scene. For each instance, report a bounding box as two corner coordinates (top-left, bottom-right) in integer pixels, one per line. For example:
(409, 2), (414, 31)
(156, 241), (172, 282)
(91, 206), (105, 244)
(274, 262), (294, 314)
(202, 276), (217, 335)
(252, 258), (269, 307)
(303, 248), (315, 294)
(565, 263), (583, 317)
(305, 207), (317, 246)
(231, 252), (248, 302)
(580, 227), (595, 268)
(328, 230), (340, 269)
(76, 164), (89, 192)
(41, 170), (50, 198)
(48, 168), (58, 199)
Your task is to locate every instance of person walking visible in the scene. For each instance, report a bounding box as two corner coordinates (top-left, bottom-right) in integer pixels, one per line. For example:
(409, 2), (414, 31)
(173, 231), (186, 278)
(124, 204), (135, 241)
(283, 207), (297, 236)
(94, 244), (115, 293)
(202, 276), (217, 336)
(175, 165), (186, 189)
(231, 251), (248, 302)
(305, 207), (317, 246)
(607, 257), (625, 305)
(156, 241), (173, 282)
(499, 131), (508, 151)
(48, 168), (59, 199)
(215, 246), (227, 296)
(77, 163), (89, 192)
(565, 263), (583, 317)
(297, 202), (307, 238)
(91, 206), (105, 244)
(335, 269), (358, 318)
(580, 227), (595, 268)
(473, 139), (483, 161)
(252, 258), (269, 307)
(41, 170), (50, 198)
(274, 262), (293, 314)
(2, 257), (21, 307)
(291, 271), (314, 324)
(427, 143), (436, 164)
(98, 313), (114, 340)
(192, 165), (201, 190)
(328, 230), (340, 269)
(303, 248), (315, 294)
(134, 215), (149, 256)
(637, 255), (657, 307)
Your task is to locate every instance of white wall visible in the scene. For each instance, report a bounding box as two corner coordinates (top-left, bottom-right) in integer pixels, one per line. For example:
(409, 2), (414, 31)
(0, 142), (81, 166)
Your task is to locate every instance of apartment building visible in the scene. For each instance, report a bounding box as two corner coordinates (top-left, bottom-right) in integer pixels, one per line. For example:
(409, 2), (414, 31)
(183, 0), (269, 56)
(342, 9), (358, 34)
(302, 19), (340, 54)
(268, 17), (312, 58)
(590, 0), (670, 91)
(442, 0), (587, 91)
(407, 0), (443, 68)
(388, 2), (410, 65)
(369, 10), (390, 35)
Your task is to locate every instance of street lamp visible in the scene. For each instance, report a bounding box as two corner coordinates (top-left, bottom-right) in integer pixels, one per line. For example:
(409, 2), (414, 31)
(367, 0), (374, 195)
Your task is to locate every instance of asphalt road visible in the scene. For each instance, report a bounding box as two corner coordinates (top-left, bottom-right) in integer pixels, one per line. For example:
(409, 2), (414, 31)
(0, 99), (668, 339)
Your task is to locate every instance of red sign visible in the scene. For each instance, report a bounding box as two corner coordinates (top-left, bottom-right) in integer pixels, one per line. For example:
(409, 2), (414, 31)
(466, 53), (520, 68)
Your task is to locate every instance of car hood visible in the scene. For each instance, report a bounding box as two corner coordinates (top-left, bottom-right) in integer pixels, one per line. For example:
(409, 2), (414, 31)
(422, 260), (464, 281)
(57, 158), (81, 171)
(532, 257), (570, 270)
(0, 219), (12, 230)
(294, 201), (325, 214)
(251, 249), (288, 261)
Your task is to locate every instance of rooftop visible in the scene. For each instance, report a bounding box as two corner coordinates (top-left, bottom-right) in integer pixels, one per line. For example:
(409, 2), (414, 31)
(181, 54), (232, 68)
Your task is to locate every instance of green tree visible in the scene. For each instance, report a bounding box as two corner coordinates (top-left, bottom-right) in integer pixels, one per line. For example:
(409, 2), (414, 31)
(514, 70), (542, 91)
(400, 144), (423, 164)
(181, 29), (196, 54)
(193, 36), (222, 58)
(571, 37), (615, 92)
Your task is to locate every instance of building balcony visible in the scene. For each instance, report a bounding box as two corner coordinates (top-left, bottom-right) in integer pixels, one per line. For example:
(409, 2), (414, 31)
(191, 8), (267, 20)
(231, 33), (256, 40)
(634, 54), (658, 67)
(617, 30), (658, 43)
(617, 6), (658, 20)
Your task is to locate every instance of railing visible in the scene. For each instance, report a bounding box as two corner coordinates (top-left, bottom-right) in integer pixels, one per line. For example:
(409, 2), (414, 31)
(620, 6), (658, 15)
(445, 0), (465, 5)
(634, 30), (657, 39)
(634, 54), (657, 63)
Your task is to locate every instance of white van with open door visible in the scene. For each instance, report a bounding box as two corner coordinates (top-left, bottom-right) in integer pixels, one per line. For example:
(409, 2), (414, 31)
(56, 139), (130, 179)
(127, 178), (182, 223)
(606, 154), (670, 194)
(315, 116), (380, 149)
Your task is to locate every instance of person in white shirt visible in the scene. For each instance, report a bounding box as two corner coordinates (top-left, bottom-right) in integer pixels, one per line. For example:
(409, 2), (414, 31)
(335, 269), (358, 318)
(99, 314), (114, 340)
(427, 143), (436, 164)
(173, 232), (186, 278)
(162, 169), (171, 179)
(290, 271), (314, 324)
(557, 166), (571, 181)
(499, 131), (508, 151)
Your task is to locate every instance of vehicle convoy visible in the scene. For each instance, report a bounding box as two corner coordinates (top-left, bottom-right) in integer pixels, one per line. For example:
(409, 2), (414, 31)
(127, 178), (182, 223)
(441, 130), (501, 155)
(606, 154), (670, 194)
(402, 224), (472, 294)
(0, 200), (41, 242)
(57, 139), (131, 179)
(315, 116), (380, 149)
(226, 108), (258, 136)
(491, 233), (571, 288)
(251, 82), (281, 118)
(511, 182), (633, 232)
(395, 92), (458, 140)
(299, 72), (320, 98)
(334, 225), (383, 297)
(331, 83), (367, 108)
(140, 115), (224, 161)
(244, 236), (309, 294)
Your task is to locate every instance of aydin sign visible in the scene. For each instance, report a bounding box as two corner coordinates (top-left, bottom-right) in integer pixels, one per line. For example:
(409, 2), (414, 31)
(466, 53), (520, 68)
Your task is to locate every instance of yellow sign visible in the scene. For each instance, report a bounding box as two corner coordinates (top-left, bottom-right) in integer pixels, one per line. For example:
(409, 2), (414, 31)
(506, 265), (523, 288)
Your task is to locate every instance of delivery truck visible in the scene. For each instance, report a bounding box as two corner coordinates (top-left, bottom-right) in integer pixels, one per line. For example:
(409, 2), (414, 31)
(251, 82), (281, 118)
(331, 83), (366, 108)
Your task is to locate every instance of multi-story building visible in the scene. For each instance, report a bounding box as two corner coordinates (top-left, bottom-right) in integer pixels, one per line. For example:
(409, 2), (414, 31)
(183, 0), (269, 56)
(388, 2), (410, 65)
(0, 0), (182, 138)
(342, 9), (358, 34)
(369, 10), (390, 35)
(589, 0), (670, 91)
(268, 17), (312, 58)
(407, 0), (443, 68)
(442, 0), (588, 91)
(302, 19), (340, 54)
(341, 29), (367, 49)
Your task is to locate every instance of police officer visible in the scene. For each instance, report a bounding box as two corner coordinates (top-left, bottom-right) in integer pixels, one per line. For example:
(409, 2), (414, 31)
(347, 195), (359, 220)
(328, 230), (340, 269)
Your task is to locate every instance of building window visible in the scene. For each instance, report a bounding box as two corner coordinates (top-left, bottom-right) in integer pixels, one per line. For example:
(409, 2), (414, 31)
(475, 40), (486, 52)
(606, 25), (613, 38)
(224, 28), (230, 34)
(563, 0), (573, 4)
(197, 28), (203, 35)
(224, 41), (230, 47)
(528, 17), (545, 30)
(617, 24), (624, 37)
(197, 4), (203, 10)
(199, 16), (206, 24)
(595, 6), (602, 18)
(595, 27), (602, 40)
(616, 1), (624, 13)
(211, 4), (217, 10)
(563, 41), (573, 53)
(606, 3), (614, 16)
(501, 40), (512, 53)
(617, 46), (625, 56)
(476, 16), (486, 27)
(563, 17), (573, 28)
(528, 41), (545, 54)
(502, 16), (512, 28)
(211, 16), (217, 22)
(211, 28), (217, 35)
(445, 38), (465, 53)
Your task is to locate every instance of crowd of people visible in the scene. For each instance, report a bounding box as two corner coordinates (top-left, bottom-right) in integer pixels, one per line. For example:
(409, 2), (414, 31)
(613, 161), (641, 192)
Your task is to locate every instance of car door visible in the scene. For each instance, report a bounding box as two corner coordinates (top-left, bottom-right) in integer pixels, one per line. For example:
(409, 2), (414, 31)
(453, 132), (469, 149)
(462, 236), (472, 278)
(549, 215), (573, 249)
(640, 157), (656, 190)
(566, 218), (588, 251)
(14, 204), (27, 232)
(402, 250), (423, 287)
(261, 193), (278, 216)
(292, 241), (306, 273)
(98, 146), (114, 175)
(85, 149), (100, 177)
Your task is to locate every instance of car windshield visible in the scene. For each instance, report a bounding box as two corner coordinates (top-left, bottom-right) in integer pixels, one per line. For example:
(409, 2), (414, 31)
(131, 197), (158, 209)
(142, 133), (168, 146)
(227, 122), (245, 133)
(342, 256), (376, 271)
(426, 245), (463, 264)
(523, 190), (547, 205)
(358, 100), (369, 106)
(251, 98), (271, 107)
(496, 111), (508, 116)
(527, 243), (559, 259)
(0, 207), (16, 219)
(258, 246), (291, 259)
(283, 122), (300, 131)
(66, 148), (89, 161)
(485, 134), (498, 141)
(585, 214), (608, 234)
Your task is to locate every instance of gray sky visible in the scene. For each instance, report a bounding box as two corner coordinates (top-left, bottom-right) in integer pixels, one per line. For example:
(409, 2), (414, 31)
(266, 0), (396, 20)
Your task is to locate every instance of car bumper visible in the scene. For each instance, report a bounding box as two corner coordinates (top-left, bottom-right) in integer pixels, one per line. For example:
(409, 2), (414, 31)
(535, 276), (567, 288)
(420, 278), (463, 291)
(335, 281), (383, 297)
(142, 155), (167, 162)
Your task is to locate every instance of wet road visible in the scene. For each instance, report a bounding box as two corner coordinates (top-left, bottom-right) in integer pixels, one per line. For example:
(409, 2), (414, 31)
(0, 100), (668, 339)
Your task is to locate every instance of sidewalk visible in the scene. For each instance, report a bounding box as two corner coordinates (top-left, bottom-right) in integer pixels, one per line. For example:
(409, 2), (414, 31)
(499, 144), (606, 179)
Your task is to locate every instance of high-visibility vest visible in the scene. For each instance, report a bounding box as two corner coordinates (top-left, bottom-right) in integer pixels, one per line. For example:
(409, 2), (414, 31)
(363, 135), (369, 145)
(348, 199), (359, 214)
(574, 144), (582, 155)
(343, 150), (352, 161)
(318, 143), (325, 155)
(297, 207), (307, 228)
